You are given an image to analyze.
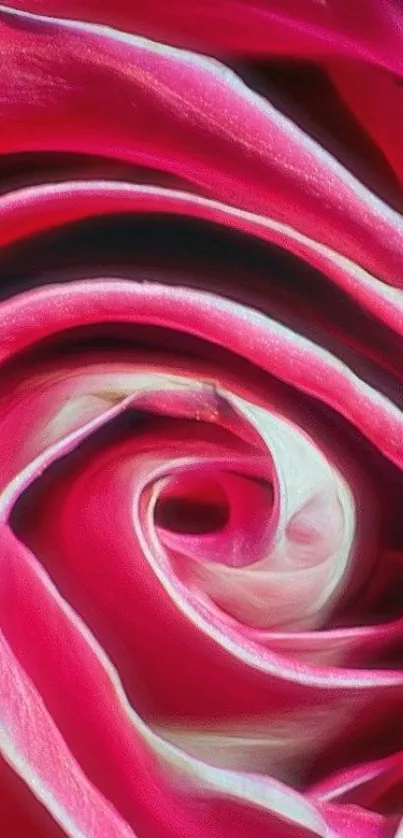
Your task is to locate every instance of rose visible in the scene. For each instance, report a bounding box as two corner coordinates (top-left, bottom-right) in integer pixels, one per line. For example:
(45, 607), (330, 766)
(0, 2), (403, 837)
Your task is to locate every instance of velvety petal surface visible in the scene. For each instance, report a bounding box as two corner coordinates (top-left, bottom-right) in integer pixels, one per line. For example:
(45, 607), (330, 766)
(4, 0), (403, 72)
(0, 2), (402, 834)
(0, 6), (403, 286)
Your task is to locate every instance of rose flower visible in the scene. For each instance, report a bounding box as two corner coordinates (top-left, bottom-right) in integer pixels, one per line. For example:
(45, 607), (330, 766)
(0, 2), (402, 836)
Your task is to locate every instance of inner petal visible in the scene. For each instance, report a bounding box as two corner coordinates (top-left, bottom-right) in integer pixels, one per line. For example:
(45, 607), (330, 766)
(155, 466), (274, 569)
(155, 472), (229, 535)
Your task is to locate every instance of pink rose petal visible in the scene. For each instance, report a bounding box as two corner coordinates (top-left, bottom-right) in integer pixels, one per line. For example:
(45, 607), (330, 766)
(4, 0), (403, 74)
(0, 6), (403, 285)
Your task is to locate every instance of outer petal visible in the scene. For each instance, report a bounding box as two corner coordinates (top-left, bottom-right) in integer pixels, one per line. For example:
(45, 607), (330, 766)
(0, 626), (136, 838)
(1, 6), (403, 285)
(0, 181), (402, 346)
(328, 61), (403, 186)
(0, 755), (67, 837)
(1, 280), (402, 470)
(309, 751), (403, 812)
(0, 524), (368, 838)
(5, 0), (403, 73)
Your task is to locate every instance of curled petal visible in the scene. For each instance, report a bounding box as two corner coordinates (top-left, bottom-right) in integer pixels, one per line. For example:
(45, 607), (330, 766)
(309, 750), (403, 815)
(1, 280), (402, 472)
(0, 6), (403, 284)
(4, 0), (403, 73)
(135, 386), (357, 631)
(0, 524), (376, 838)
(328, 60), (403, 186)
(1, 181), (402, 343)
(0, 620), (135, 837)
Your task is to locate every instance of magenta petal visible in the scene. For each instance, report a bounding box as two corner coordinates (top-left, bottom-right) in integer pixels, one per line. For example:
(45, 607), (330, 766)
(257, 618), (403, 668)
(0, 1), (402, 833)
(10, 394), (402, 782)
(0, 572), (136, 836)
(0, 181), (402, 341)
(4, 0), (403, 73)
(1, 6), (403, 284)
(329, 60), (403, 186)
(1, 280), (402, 471)
(0, 526), (371, 838)
(0, 755), (67, 837)
(309, 751), (403, 815)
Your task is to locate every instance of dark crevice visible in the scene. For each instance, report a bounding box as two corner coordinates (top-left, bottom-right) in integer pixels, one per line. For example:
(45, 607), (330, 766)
(8, 326), (403, 593)
(0, 151), (195, 195)
(232, 58), (403, 213)
(155, 497), (229, 534)
(0, 213), (401, 409)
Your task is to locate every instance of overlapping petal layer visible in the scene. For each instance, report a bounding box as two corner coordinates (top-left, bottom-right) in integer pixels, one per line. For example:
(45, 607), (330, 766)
(0, 2), (402, 836)
(0, 278), (400, 836)
(0, 5), (403, 287)
(4, 0), (403, 73)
